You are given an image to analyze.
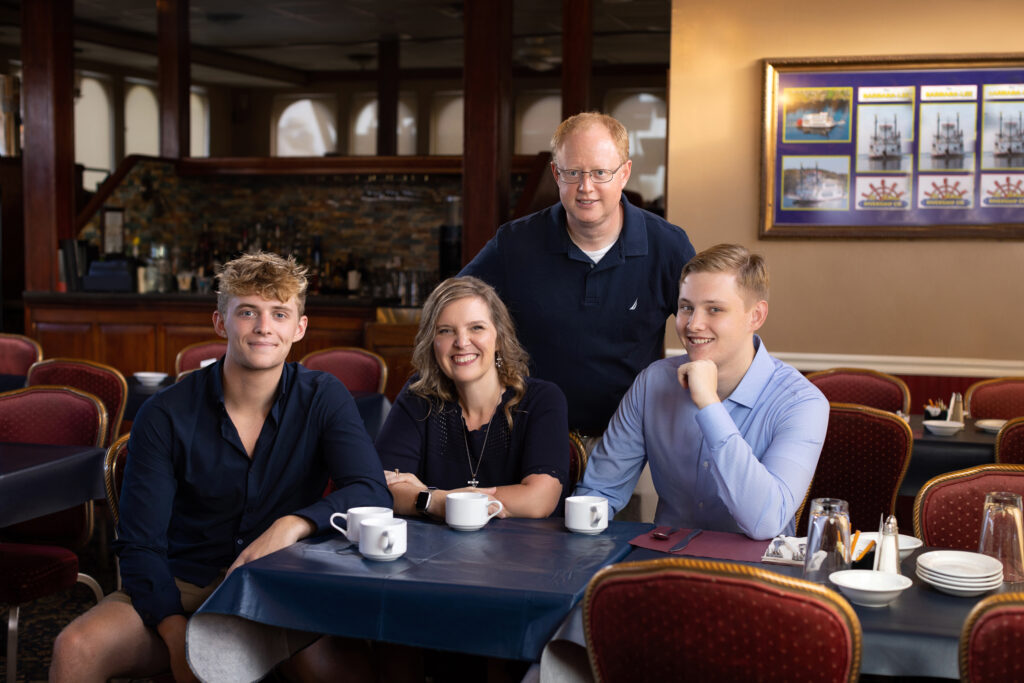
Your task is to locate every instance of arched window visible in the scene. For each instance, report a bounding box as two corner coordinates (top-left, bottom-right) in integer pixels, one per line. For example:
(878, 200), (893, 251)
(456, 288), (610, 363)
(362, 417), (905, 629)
(274, 97), (338, 157)
(431, 93), (463, 154)
(606, 91), (668, 208)
(190, 90), (209, 157)
(74, 75), (113, 191)
(124, 82), (159, 156)
(516, 92), (559, 154)
(348, 93), (417, 155)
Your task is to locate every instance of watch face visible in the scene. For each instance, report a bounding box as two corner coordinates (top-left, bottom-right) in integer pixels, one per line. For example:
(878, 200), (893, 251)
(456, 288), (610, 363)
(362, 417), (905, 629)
(416, 489), (431, 511)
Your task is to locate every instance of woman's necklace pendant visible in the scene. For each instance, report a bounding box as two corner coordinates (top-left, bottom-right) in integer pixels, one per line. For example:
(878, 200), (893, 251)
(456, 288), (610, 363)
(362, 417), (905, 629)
(468, 477), (479, 487)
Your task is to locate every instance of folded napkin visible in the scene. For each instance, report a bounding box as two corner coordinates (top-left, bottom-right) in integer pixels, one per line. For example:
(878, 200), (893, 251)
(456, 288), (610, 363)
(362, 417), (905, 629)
(630, 527), (766, 563)
(761, 535), (805, 566)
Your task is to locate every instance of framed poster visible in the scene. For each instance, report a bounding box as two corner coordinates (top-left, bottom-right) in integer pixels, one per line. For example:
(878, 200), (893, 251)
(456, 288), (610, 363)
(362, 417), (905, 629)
(760, 54), (1024, 238)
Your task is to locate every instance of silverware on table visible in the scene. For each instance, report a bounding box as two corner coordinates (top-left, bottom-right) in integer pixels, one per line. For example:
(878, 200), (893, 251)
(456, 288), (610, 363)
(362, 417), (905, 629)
(650, 526), (679, 541)
(668, 528), (703, 553)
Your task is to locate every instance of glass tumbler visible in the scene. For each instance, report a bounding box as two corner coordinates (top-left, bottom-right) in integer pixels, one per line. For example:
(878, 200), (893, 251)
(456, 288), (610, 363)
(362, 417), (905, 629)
(979, 491), (1024, 583)
(802, 498), (851, 583)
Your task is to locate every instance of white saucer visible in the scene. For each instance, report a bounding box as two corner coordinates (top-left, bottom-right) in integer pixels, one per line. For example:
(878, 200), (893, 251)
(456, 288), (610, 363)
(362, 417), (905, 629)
(361, 552), (404, 562)
(567, 526), (607, 535)
(917, 550), (1004, 579)
(133, 371), (168, 387)
(975, 419), (1008, 434)
(916, 570), (1000, 597)
(448, 522), (486, 531)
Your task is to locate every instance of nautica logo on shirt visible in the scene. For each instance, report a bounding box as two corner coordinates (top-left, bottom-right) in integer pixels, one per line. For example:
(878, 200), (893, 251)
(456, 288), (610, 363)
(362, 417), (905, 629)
(629, 299), (638, 310)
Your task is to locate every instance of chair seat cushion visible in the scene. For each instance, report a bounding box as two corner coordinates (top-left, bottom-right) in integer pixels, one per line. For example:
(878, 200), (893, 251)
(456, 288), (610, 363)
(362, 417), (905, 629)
(0, 542), (79, 604)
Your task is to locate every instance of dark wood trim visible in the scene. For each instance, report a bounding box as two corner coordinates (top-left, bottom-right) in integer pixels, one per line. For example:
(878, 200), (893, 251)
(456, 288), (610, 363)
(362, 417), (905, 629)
(462, 0), (512, 264)
(75, 154), (149, 232)
(158, 0), (190, 159)
(561, 0), (592, 118)
(21, 0), (75, 291)
(376, 37), (399, 156)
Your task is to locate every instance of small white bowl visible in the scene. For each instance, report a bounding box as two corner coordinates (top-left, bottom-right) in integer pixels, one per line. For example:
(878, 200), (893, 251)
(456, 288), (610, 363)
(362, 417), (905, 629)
(923, 420), (964, 436)
(854, 532), (923, 561)
(829, 569), (913, 608)
(133, 371), (168, 387)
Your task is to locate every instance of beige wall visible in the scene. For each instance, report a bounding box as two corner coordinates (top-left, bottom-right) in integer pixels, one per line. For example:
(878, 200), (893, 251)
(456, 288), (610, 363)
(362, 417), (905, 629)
(666, 0), (1024, 360)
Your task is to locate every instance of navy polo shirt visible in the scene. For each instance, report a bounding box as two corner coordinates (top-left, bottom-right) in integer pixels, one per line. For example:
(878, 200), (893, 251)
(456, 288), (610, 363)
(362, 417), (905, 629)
(461, 196), (695, 434)
(114, 360), (391, 626)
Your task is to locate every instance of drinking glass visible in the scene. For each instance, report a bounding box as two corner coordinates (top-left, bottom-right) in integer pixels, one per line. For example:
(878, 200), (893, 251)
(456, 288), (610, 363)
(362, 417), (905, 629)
(979, 491), (1024, 583)
(802, 498), (851, 583)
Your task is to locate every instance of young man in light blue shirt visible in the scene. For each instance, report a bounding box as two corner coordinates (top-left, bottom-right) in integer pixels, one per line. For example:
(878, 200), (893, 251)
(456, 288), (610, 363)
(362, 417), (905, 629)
(574, 244), (828, 539)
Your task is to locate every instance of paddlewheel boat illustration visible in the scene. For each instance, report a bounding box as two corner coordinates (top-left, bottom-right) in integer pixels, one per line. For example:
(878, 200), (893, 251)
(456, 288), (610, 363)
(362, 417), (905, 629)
(994, 112), (1024, 156)
(795, 110), (845, 137)
(869, 115), (901, 158)
(786, 166), (845, 205)
(931, 113), (964, 158)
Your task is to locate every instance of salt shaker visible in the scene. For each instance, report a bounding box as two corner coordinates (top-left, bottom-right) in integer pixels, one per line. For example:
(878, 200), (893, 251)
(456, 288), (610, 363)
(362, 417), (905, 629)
(948, 392), (964, 422)
(874, 514), (901, 574)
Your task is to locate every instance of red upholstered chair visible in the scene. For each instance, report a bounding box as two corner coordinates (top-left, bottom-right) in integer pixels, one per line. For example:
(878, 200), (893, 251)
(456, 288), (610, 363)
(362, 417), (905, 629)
(174, 339), (227, 375)
(584, 557), (861, 683)
(0, 332), (42, 375)
(806, 367), (910, 414)
(960, 592), (1024, 682)
(914, 464), (1024, 550)
(27, 358), (128, 447)
(966, 377), (1024, 420)
(996, 417), (1024, 465)
(300, 346), (388, 394)
(103, 433), (131, 590)
(0, 386), (106, 683)
(796, 403), (913, 536)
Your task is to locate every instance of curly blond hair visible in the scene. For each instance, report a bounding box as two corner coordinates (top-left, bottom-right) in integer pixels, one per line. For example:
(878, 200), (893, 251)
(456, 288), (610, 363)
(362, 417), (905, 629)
(216, 252), (309, 316)
(410, 277), (530, 428)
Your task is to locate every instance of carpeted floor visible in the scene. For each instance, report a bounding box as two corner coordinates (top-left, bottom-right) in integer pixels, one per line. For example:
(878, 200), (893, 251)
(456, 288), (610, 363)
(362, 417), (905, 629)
(1, 508), (120, 683)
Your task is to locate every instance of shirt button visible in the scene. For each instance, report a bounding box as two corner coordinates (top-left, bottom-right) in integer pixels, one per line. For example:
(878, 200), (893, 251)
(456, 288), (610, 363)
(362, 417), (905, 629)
(236, 539), (243, 545)
(702, 461), (709, 469)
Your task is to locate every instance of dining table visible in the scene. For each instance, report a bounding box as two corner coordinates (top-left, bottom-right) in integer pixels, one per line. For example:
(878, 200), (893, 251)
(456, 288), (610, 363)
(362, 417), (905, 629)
(900, 415), (998, 497)
(0, 441), (106, 526)
(533, 532), (1013, 682)
(185, 517), (649, 683)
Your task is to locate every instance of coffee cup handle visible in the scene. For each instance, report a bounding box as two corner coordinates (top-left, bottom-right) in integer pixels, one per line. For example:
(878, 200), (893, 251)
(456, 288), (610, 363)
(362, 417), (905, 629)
(379, 530), (394, 554)
(590, 504), (604, 527)
(486, 499), (504, 520)
(330, 512), (354, 540)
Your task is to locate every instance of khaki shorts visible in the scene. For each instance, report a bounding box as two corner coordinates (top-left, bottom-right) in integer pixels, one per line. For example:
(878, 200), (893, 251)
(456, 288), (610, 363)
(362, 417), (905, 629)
(103, 571), (226, 615)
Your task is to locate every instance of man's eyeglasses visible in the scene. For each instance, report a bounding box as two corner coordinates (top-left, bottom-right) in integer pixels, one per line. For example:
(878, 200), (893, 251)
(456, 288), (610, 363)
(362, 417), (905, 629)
(554, 162), (626, 184)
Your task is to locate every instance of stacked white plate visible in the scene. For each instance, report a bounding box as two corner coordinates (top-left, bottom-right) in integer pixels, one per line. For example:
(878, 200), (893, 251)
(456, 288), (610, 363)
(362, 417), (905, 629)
(915, 550), (1003, 597)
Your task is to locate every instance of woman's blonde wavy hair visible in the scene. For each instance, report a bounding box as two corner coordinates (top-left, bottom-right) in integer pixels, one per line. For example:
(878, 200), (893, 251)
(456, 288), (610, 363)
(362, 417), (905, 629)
(409, 276), (530, 428)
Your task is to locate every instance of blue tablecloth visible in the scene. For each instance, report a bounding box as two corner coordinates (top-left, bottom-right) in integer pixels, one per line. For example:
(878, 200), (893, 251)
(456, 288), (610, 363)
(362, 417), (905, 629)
(0, 442), (106, 526)
(901, 415), (996, 495)
(188, 518), (650, 682)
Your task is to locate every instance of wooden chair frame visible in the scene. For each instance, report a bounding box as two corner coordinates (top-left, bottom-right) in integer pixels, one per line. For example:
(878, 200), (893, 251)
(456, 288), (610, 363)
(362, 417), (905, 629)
(965, 377), (1024, 419)
(174, 339), (227, 376)
(959, 591), (1024, 682)
(299, 346), (389, 394)
(995, 416), (1024, 464)
(27, 357), (128, 447)
(806, 367), (911, 414)
(913, 463), (1024, 541)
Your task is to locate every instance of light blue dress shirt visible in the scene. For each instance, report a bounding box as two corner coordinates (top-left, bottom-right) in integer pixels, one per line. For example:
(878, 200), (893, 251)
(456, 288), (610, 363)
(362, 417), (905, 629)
(575, 336), (828, 539)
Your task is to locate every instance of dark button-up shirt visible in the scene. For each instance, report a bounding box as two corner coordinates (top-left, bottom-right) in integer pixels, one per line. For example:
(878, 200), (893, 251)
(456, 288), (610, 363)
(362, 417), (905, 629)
(114, 360), (391, 626)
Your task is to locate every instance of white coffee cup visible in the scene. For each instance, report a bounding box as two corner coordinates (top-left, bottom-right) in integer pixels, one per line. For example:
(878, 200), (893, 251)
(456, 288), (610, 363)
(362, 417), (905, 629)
(445, 492), (504, 531)
(330, 506), (393, 543)
(565, 495), (608, 534)
(359, 517), (407, 561)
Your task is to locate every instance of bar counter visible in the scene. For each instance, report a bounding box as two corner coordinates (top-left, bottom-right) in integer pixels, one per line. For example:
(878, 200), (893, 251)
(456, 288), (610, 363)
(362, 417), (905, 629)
(23, 291), (410, 379)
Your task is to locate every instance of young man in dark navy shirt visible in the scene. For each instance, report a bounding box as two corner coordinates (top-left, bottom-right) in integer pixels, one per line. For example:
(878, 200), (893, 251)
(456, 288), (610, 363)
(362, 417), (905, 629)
(51, 252), (391, 683)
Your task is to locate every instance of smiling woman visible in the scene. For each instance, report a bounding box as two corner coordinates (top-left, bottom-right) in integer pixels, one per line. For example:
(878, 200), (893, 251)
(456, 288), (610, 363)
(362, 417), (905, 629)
(375, 276), (569, 520)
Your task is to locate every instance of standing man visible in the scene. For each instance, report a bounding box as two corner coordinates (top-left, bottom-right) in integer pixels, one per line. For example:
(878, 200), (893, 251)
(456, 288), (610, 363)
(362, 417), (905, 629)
(575, 244), (829, 539)
(461, 112), (695, 438)
(51, 252), (391, 682)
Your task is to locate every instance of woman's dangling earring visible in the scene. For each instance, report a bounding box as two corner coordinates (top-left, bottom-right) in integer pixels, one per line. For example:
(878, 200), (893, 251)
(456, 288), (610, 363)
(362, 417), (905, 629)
(495, 351), (504, 370)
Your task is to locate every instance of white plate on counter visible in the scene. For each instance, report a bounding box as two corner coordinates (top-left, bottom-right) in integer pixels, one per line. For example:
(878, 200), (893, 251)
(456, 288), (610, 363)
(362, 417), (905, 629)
(975, 419), (1008, 434)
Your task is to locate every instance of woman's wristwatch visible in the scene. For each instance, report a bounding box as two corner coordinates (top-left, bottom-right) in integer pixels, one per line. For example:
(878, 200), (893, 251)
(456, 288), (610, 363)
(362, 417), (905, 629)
(415, 487), (437, 516)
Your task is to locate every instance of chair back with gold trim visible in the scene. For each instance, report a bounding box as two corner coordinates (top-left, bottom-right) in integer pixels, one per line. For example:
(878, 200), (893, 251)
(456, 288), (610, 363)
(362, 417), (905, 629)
(104, 433), (131, 529)
(0, 332), (42, 375)
(569, 431), (588, 485)
(174, 340), (227, 375)
(996, 416), (1024, 465)
(796, 403), (912, 535)
(300, 346), (388, 394)
(584, 558), (861, 683)
(27, 358), (128, 446)
(966, 377), (1024, 420)
(806, 367), (910, 414)
(960, 592), (1024, 682)
(0, 385), (107, 550)
(914, 464), (1024, 549)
